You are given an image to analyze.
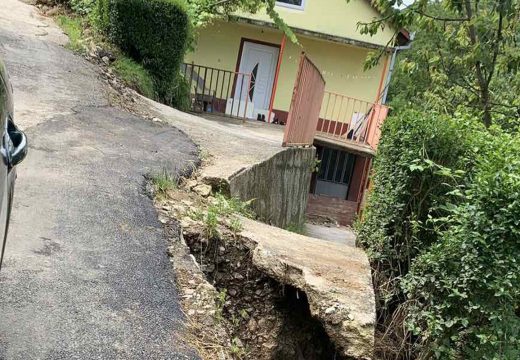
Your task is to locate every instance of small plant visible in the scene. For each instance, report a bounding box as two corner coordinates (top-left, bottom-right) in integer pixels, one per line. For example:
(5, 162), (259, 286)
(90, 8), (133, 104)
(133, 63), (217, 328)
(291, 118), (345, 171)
(187, 208), (204, 222)
(211, 193), (255, 219)
(285, 223), (304, 234)
(229, 337), (246, 357)
(150, 170), (177, 197)
(239, 309), (249, 320)
(231, 314), (240, 328)
(311, 157), (321, 173)
(204, 208), (219, 239)
(56, 15), (85, 52)
(229, 217), (243, 237)
(214, 289), (227, 323)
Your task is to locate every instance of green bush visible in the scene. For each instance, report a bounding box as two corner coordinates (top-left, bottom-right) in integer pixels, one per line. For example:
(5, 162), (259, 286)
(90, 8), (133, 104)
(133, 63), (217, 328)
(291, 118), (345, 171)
(357, 110), (477, 309)
(92, 0), (111, 32)
(69, 0), (96, 15)
(403, 130), (520, 359)
(109, 0), (191, 104)
(356, 110), (484, 357)
(111, 57), (155, 99)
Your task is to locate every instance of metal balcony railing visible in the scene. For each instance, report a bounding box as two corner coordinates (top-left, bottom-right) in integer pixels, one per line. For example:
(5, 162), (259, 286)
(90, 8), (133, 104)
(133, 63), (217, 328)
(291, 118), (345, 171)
(181, 63), (252, 120)
(317, 91), (389, 151)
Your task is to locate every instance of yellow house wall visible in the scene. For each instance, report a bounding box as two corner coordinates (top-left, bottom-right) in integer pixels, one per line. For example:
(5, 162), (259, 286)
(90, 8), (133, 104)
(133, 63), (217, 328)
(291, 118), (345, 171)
(236, 0), (395, 47)
(185, 21), (389, 113)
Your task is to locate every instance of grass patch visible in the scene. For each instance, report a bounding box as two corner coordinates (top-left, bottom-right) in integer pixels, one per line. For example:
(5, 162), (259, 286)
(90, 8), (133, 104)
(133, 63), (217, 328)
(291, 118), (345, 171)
(150, 171), (177, 197)
(56, 15), (85, 52)
(111, 57), (155, 99)
(285, 223), (304, 234)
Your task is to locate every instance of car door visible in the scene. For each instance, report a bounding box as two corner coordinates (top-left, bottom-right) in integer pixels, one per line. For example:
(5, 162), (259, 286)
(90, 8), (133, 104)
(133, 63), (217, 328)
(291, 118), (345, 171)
(0, 69), (10, 269)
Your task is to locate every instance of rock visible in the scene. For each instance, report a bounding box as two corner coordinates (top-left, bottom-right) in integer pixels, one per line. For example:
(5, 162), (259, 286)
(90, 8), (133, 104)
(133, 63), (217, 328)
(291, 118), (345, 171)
(233, 273), (244, 280)
(102, 56), (110, 65)
(185, 180), (198, 190)
(218, 246), (226, 255)
(228, 289), (237, 297)
(325, 306), (336, 315)
(247, 318), (257, 332)
(97, 49), (115, 61)
(193, 184), (212, 197)
(181, 199), (194, 206)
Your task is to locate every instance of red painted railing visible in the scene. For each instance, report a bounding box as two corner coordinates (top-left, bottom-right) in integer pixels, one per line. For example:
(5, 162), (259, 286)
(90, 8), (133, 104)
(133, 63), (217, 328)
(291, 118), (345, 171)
(317, 91), (389, 151)
(283, 53), (326, 147)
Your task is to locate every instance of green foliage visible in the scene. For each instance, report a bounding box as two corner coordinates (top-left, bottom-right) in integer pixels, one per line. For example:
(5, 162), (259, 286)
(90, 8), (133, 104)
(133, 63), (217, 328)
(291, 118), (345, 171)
(285, 223), (304, 234)
(366, 0), (520, 128)
(402, 130), (520, 359)
(109, 0), (191, 104)
(92, 0), (111, 32)
(356, 109), (481, 356)
(111, 57), (155, 99)
(56, 15), (85, 52)
(150, 170), (177, 196)
(68, 0), (96, 15)
(186, 0), (297, 43)
(210, 193), (255, 219)
(359, 109), (520, 358)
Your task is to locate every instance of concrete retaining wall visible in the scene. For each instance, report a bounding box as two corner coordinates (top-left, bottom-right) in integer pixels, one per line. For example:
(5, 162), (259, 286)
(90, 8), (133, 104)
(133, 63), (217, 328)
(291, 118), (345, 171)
(229, 147), (316, 229)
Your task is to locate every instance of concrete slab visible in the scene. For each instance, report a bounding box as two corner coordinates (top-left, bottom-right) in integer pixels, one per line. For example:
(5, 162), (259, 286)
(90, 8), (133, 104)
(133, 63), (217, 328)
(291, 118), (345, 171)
(241, 217), (375, 359)
(304, 223), (357, 247)
(140, 98), (286, 181)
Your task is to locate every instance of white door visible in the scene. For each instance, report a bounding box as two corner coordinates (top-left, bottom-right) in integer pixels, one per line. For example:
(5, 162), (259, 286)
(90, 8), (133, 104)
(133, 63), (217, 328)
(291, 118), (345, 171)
(238, 41), (279, 115)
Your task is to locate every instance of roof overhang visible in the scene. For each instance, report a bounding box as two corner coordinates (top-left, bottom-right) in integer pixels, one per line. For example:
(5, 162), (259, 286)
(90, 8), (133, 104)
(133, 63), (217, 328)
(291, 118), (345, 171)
(231, 16), (393, 51)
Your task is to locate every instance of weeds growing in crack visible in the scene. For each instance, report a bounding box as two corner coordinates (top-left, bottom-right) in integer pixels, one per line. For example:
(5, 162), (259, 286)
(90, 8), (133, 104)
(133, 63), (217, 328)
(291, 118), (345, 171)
(229, 217), (243, 239)
(215, 289), (227, 323)
(150, 170), (177, 198)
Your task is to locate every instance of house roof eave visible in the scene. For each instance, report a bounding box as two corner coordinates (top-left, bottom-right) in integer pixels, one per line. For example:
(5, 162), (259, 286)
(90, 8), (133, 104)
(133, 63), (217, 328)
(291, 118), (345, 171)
(231, 16), (393, 52)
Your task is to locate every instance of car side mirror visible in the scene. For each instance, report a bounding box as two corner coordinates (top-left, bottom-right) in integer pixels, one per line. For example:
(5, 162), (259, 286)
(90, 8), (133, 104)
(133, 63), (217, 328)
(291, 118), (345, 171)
(9, 128), (27, 167)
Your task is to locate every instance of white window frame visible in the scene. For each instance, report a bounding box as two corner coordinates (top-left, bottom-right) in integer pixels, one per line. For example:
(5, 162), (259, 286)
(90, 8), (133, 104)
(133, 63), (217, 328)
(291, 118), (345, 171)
(275, 0), (306, 11)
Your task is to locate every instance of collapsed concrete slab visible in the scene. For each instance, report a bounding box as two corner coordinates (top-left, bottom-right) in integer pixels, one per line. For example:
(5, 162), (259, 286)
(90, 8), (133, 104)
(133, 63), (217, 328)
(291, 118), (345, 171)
(241, 217), (376, 360)
(142, 97), (316, 229)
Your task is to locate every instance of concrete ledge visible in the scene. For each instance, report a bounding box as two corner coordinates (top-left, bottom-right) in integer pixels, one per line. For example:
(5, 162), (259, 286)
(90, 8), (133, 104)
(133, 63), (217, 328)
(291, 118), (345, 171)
(241, 217), (376, 359)
(229, 146), (316, 229)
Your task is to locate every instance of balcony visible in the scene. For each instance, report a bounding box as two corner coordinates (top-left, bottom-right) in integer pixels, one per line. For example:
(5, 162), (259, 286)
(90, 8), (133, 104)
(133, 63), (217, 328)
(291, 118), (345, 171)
(315, 91), (389, 156)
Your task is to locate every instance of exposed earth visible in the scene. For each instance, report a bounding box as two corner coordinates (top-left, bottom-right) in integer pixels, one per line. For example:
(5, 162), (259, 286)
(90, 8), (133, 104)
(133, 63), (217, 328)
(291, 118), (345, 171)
(0, 0), (199, 358)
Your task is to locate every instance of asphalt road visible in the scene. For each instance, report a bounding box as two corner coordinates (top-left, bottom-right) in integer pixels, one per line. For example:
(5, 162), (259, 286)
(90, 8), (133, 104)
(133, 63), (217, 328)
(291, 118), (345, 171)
(0, 0), (199, 358)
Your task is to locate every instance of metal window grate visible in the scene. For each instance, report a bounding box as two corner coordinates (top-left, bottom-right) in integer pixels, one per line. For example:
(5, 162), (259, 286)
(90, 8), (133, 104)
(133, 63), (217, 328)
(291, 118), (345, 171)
(317, 147), (356, 186)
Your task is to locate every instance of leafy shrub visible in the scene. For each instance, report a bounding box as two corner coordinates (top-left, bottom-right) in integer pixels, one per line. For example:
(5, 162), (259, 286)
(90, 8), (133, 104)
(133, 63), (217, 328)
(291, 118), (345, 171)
(402, 131), (520, 359)
(356, 110), (481, 357)
(111, 57), (155, 98)
(109, 0), (191, 104)
(69, 0), (96, 15)
(357, 110), (476, 307)
(92, 0), (111, 32)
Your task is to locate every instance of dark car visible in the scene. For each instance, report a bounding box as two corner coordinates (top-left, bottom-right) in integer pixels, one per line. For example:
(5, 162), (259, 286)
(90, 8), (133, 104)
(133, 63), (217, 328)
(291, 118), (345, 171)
(0, 56), (28, 270)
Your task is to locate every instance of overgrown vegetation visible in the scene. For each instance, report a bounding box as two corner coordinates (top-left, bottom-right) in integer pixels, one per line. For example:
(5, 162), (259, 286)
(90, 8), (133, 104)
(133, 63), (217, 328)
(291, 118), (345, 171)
(56, 15), (84, 52)
(357, 109), (520, 358)
(111, 57), (155, 99)
(356, 1), (520, 358)
(48, 0), (296, 111)
(366, 0), (520, 129)
(107, 0), (191, 105)
(403, 132), (520, 359)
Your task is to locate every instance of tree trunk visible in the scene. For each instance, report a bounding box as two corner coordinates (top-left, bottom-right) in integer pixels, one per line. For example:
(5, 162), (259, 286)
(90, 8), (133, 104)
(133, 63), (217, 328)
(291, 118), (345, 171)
(480, 84), (492, 128)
